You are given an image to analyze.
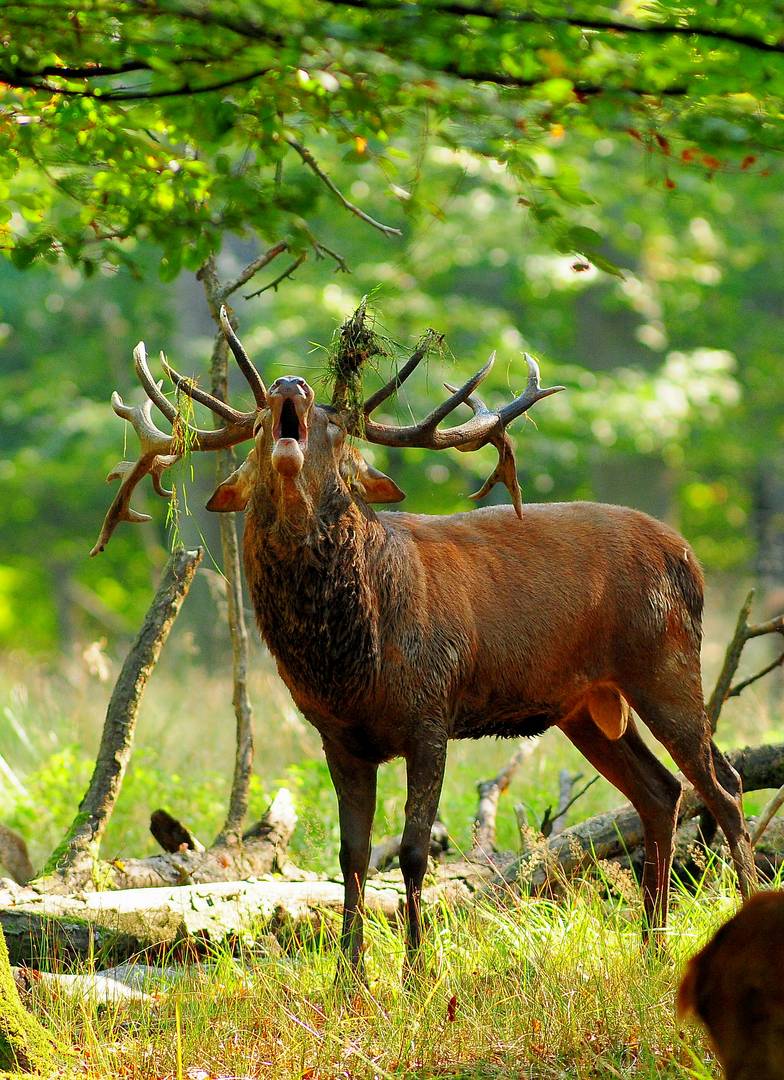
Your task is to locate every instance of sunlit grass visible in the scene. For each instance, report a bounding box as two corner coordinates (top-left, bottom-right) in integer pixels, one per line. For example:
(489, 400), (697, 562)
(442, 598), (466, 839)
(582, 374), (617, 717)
(24, 871), (760, 1079)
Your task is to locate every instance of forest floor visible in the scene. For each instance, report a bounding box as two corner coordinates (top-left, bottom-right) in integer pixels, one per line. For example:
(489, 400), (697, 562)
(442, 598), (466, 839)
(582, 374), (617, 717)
(18, 870), (758, 1079)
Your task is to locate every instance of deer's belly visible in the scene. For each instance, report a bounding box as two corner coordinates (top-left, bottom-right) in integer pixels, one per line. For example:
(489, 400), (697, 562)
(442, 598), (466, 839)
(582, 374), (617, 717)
(451, 701), (559, 740)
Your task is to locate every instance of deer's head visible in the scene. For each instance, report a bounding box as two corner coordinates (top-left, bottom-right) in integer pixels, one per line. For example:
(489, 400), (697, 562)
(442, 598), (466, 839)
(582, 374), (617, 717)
(91, 305), (563, 555)
(205, 374), (405, 519)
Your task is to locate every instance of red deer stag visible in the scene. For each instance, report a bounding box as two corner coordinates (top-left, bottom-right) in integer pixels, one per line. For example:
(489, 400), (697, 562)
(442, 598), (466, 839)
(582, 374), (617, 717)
(92, 307), (757, 969)
(678, 891), (784, 1079)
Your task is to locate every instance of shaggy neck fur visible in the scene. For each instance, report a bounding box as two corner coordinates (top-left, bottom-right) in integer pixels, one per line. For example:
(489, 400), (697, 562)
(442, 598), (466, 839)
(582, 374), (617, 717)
(243, 476), (399, 713)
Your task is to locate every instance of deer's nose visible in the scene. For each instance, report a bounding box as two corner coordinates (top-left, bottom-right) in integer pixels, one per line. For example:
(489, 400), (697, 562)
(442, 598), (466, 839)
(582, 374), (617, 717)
(270, 376), (310, 397)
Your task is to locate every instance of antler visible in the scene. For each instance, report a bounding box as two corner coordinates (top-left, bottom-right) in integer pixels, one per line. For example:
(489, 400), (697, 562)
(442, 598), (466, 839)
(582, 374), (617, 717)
(91, 333), (260, 556)
(446, 354), (562, 517)
(348, 348), (564, 516)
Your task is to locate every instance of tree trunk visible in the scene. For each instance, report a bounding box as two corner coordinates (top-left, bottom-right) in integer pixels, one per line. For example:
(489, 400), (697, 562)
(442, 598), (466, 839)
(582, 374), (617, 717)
(41, 547), (202, 882)
(200, 256), (255, 844)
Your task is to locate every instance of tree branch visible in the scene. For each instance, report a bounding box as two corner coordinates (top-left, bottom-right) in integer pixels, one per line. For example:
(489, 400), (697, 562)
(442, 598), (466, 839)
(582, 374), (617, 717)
(7, 67), (271, 101)
(244, 253), (307, 298)
(285, 137), (402, 238)
(316, 0), (784, 57)
(221, 242), (289, 299)
(707, 590), (784, 732)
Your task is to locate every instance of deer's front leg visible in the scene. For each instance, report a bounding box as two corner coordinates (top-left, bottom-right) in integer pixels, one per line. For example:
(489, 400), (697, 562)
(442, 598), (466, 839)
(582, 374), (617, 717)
(323, 740), (378, 973)
(400, 734), (447, 968)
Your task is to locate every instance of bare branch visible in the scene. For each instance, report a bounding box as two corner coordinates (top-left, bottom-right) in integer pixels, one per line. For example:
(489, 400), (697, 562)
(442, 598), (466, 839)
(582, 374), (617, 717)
(222, 242), (289, 298)
(471, 741), (537, 859)
(285, 137), (402, 238)
(727, 653), (784, 701)
(244, 253), (307, 298)
(707, 590), (784, 732)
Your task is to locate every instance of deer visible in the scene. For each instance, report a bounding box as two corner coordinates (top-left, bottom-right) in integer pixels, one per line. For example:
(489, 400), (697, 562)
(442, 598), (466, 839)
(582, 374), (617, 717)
(678, 891), (784, 1079)
(91, 304), (757, 970)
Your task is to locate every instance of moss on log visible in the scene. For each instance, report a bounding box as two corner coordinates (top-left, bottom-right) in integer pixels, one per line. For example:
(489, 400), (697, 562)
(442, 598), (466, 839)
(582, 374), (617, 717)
(0, 928), (58, 1074)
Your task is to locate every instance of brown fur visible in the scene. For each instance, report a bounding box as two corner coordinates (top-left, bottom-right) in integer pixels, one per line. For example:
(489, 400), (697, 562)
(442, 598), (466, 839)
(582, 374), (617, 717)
(210, 388), (757, 967)
(678, 892), (784, 1079)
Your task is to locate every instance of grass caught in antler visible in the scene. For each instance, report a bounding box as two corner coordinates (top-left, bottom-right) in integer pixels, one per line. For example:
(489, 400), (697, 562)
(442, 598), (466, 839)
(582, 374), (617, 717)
(325, 295), (391, 420)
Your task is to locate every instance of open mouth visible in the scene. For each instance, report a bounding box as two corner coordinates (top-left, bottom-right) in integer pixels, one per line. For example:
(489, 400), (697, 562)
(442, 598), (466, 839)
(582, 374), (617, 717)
(272, 397), (309, 449)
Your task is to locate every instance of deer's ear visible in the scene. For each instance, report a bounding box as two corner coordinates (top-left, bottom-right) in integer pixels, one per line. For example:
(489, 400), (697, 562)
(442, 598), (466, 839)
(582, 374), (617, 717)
(356, 461), (406, 504)
(206, 449), (257, 513)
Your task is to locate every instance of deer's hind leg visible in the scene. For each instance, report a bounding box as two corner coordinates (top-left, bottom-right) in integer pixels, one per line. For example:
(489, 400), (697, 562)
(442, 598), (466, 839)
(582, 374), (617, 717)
(559, 711), (682, 934)
(630, 680), (757, 900)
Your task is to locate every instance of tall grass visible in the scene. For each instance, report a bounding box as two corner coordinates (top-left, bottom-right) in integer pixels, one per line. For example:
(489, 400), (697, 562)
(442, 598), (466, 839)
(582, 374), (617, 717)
(27, 869), (767, 1079)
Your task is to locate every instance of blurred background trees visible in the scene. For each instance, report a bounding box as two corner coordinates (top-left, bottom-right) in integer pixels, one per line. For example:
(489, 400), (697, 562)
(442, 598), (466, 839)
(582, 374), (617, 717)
(0, 0), (782, 655)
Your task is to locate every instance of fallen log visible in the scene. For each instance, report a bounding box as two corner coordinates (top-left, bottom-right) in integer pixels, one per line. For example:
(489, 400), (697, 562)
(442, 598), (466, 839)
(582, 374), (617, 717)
(508, 741), (784, 885)
(36, 788), (297, 894)
(0, 863), (495, 969)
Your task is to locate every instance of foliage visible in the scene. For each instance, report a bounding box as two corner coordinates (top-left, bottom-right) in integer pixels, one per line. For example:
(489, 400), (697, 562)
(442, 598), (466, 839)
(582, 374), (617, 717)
(0, 2), (782, 652)
(0, 1), (782, 278)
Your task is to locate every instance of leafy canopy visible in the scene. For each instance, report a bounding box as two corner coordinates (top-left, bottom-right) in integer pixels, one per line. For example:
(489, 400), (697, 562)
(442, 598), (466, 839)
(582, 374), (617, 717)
(1, 0), (782, 277)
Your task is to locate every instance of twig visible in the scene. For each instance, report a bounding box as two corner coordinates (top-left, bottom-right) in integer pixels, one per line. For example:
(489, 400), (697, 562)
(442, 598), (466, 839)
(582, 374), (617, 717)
(727, 652), (784, 701)
(553, 774), (599, 828)
(313, 241), (351, 274)
(245, 253), (307, 298)
(750, 782), (784, 846)
(541, 772), (599, 838)
(221, 242), (288, 298)
(471, 741), (537, 858)
(706, 590), (784, 732)
(285, 136), (402, 238)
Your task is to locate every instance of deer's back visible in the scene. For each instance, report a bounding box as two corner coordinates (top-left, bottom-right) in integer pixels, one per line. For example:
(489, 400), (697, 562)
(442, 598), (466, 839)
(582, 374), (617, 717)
(382, 501), (703, 736)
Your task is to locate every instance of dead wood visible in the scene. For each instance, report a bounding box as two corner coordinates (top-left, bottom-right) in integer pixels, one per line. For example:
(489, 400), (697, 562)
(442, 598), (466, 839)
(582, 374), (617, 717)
(508, 741), (784, 885)
(150, 810), (204, 853)
(369, 819), (449, 874)
(40, 547), (203, 884)
(541, 771), (598, 839)
(0, 825), (33, 886)
(35, 788), (296, 895)
(707, 589), (784, 732)
(471, 741), (537, 859)
(0, 861), (496, 969)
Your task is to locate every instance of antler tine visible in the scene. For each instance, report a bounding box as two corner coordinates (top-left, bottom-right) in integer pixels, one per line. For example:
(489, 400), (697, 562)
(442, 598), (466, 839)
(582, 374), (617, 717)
(111, 385), (175, 456)
(93, 336), (259, 555)
(423, 352), (495, 428)
(219, 305), (267, 408)
(362, 330), (442, 416)
(134, 343), (177, 424)
(360, 354), (499, 449)
(159, 351), (249, 426)
(497, 354), (566, 425)
(441, 353), (565, 519)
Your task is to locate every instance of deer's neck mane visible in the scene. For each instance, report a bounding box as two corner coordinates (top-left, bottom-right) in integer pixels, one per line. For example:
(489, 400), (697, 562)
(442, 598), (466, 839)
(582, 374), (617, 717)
(243, 490), (403, 711)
